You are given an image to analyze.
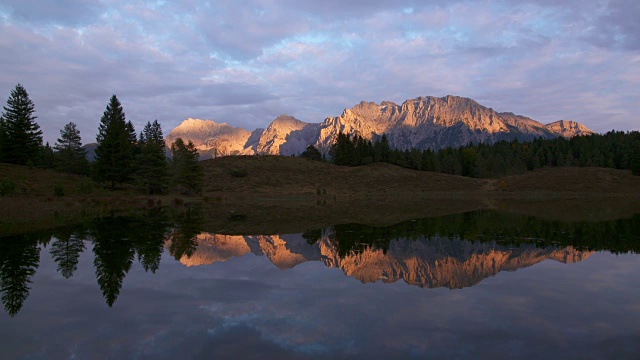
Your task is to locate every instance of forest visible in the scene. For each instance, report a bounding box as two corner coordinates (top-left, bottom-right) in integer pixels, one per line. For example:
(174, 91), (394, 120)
(320, 129), (640, 178)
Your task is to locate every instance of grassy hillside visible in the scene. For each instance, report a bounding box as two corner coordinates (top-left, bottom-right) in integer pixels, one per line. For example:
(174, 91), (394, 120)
(203, 155), (484, 197)
(202, 155), (640, 197)
(1, 156), (640, 235)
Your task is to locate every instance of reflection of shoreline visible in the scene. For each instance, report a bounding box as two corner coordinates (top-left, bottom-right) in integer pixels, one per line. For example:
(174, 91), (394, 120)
(165, 233), (593, 289)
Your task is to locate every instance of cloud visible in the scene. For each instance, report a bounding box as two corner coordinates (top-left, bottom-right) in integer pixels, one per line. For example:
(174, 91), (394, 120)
(0, 0), (104, 26)
(588, 0), (640, 50)
(0, 0), (638, 144)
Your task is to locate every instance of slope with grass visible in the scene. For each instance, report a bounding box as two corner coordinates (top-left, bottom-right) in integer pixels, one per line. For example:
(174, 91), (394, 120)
(2, 157), (640, 236)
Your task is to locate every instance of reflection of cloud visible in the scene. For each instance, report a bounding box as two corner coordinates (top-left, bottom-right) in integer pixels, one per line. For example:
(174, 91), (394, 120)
(1, 241), (640, 359)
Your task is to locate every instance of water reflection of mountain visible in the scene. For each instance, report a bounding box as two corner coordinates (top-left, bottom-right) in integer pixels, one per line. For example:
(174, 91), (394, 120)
(2, 208), (639, 316)
(165, 233), (593, 289)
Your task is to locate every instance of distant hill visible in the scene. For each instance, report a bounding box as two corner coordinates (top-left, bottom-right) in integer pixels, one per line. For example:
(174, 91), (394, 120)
(166, 95), (593, 157)
(82, 143), (97, 162)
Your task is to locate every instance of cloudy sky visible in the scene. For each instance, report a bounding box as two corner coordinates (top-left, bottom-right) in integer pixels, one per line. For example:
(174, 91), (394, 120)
(0, 0), (638, 144)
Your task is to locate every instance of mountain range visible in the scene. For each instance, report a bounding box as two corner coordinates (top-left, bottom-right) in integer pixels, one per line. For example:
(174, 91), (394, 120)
(165, 232), (592, 289)
(165, 95), (593, 158)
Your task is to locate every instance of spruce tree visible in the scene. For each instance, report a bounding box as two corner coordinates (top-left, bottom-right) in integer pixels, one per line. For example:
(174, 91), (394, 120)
(54, 122), (88, 175)
(329, 132), (355, 166)
(135, 120), (169, 194)
(40, 142), (56, 169)
(94, 95), (135, 189)
(0, 116), (5, 161)
(631, 142), (640, 176)
(0, 84), (42, 165)
(300, 144), (322, 161)
(171, 138), (203, 194)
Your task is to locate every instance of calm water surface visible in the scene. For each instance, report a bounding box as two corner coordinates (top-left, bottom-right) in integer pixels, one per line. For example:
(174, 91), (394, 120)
(1, 209), (639, 359)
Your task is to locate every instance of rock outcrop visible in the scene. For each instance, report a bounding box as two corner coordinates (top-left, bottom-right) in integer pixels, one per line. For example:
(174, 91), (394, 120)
(545, 120), (594, 138)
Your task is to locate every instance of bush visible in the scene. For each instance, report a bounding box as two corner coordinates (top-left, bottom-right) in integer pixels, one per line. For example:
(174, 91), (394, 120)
(77, 179), (94, 195)
(229, 168), (248, 178)
(54, 182), (65, 197)
(0, 179), (16, 196)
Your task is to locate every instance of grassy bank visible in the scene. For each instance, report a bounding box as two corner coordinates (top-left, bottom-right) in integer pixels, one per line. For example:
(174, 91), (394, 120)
(1, 156), (640, 236)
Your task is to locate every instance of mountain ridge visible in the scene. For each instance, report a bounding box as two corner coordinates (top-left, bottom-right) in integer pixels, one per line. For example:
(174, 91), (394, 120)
(166, 95), (593, 158)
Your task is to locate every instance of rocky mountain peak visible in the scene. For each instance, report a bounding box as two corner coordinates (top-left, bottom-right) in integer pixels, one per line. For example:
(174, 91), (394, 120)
(545, 120), (594, 137)
(166, 95), (594, 156)
(269, 114), (308, 130)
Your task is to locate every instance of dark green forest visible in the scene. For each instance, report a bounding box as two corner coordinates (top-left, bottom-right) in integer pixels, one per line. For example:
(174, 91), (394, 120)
(305, 210), (640, 257)
(325, 131), (640, 178)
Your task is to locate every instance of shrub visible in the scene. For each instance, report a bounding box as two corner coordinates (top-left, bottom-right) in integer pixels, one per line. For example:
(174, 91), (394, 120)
(54, 182), (65, 197)
(77, 179), (94, 195)
(0, 179), (16, 196)
(229, 168), (248, 178)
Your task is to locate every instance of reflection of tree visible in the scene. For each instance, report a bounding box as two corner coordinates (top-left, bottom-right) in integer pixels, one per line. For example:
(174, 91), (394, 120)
(326, 211), (640, 258)
(0, 235), (41, 316)
(131, 208), (169, 273)
(329, 224), (392, 258)
(90, 216), (136, 307)
(302, 229), (323, 245)
(89, 208), (171, 306)
(50, 228), (86, 279)
(168, 205), (204, 260)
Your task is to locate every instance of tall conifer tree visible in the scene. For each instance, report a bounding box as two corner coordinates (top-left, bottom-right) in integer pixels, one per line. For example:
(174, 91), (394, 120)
(54, 122), (88, 175)
(135, 120), (169, 194)
(0, 84), (42, 165)
(170, 138), (203, 194)
(631, 142), (640, 176)
(94, 95), (135, 189)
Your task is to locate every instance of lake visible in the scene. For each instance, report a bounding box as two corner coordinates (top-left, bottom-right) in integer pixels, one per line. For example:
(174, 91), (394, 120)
(1, 207), (639, 359)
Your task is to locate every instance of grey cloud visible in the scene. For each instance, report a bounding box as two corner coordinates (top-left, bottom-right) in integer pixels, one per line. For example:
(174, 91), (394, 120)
(190, 1), (312, 61)
(588, 0), (640, 50)
(0, 0), (639, 145)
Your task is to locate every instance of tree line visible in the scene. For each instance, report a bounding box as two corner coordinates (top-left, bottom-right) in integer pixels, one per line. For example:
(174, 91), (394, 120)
(303, 210), (640, 258)
(0, 84), (203, 193)
(323, 130), (640, 177)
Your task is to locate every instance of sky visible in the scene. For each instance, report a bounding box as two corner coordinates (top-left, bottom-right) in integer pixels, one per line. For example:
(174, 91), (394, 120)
(0, 0), (638, 144)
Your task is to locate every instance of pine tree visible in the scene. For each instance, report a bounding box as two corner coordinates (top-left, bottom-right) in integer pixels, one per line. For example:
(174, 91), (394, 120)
(372, 133), (391, 163)
(39, 142), (56, 169)
(0, 116), (5, 161)
(300, 144), (322, 161)
(0, 84), (42, 165)
(329, 132), (355, 166)
(94, 95), (135, 189)
(631, 142), (640, 176)
(171, 138), (203, 194)
(54, 122), (88, 175)
(135, 120), (169, 194)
